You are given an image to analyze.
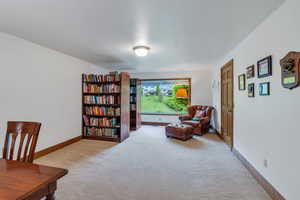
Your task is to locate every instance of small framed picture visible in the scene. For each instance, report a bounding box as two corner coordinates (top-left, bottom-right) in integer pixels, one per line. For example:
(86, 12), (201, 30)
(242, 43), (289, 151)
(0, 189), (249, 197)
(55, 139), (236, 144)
(246, 65), (255, 79)
(257, 56), (272, 78)
(238, 74), (246, 90)
(248, 83), (255, 97)
(259, 82), (270, 96)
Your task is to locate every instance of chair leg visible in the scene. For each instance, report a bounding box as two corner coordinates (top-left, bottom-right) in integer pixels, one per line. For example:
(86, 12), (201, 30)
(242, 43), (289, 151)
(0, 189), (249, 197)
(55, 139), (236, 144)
(46, 193), (55, 200)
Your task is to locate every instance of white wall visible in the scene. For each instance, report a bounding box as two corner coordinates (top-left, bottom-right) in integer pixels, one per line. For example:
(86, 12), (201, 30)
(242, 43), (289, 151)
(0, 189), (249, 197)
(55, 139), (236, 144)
(0, 32), (108, 152)
(131, 69), (213, 123)
(212, 0), (299, 199)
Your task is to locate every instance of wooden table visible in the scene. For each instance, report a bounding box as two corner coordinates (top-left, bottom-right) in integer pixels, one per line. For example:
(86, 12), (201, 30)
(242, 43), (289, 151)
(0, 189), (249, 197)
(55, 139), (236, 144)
(0, 159), (68, 200)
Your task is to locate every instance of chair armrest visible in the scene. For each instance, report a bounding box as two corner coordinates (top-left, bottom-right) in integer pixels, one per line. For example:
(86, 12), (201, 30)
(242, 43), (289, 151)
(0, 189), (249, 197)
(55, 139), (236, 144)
(199, 117), (210, 125)
(179, 115), (192, 122)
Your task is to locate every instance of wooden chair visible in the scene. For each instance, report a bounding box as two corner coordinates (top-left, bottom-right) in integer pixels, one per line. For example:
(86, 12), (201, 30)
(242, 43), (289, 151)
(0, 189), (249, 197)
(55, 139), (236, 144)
(3, 121), (41, 163)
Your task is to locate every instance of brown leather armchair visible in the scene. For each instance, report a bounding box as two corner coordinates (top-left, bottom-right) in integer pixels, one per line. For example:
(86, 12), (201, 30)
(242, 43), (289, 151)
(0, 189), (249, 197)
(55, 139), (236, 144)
(179, 105), (214, 136)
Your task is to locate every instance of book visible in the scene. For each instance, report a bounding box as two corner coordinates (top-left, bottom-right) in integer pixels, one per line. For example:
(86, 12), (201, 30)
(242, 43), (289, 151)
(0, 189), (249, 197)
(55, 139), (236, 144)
(130, 96), (136, 104)
(89, 117), (119, 127)
(83, 115), (89, 126)
(83, 83), (120, 94)
(130, 87), (136, 94)
(130, 104), (136, 111)
(84, 127), (118, 138)
(130, 79), (137, 86)
(84, 106), (121, 116)
(83, 73), (121, 83)
(84, 95), (121, 105)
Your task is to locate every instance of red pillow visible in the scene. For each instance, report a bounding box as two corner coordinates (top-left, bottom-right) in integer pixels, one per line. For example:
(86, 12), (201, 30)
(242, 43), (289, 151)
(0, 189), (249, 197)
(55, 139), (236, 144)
(194, 110), (206, 118)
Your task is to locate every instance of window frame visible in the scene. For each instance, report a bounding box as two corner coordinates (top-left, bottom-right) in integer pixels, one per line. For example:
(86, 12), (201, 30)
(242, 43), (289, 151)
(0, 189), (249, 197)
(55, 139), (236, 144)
(140, 78), (191, 116)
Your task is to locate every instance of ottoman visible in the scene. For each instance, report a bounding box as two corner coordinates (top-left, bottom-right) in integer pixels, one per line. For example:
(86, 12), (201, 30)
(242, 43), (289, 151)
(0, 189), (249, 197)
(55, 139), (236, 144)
(165, 123), (193, 141)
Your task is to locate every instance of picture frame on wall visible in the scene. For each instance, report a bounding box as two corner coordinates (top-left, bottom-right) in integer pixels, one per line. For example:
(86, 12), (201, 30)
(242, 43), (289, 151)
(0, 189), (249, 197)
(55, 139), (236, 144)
(246, 65), (255, 79)
(257, 56), (272, 78)
(248, 83), (255, 97)
(259, 82), (270, 96)
(238, 74), (246, 90)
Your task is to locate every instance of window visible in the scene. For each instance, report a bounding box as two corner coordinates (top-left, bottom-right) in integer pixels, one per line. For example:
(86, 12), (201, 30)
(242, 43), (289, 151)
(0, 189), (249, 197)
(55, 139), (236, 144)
(141, 78), (191, 115)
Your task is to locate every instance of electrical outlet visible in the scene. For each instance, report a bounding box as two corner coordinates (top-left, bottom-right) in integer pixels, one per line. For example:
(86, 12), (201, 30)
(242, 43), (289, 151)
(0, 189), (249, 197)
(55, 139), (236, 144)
(264, 159), (268, 168)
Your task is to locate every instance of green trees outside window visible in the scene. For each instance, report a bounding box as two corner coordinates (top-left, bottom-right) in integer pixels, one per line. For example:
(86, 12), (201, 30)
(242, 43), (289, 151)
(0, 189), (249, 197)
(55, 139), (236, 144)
(141, 79), (190, 114)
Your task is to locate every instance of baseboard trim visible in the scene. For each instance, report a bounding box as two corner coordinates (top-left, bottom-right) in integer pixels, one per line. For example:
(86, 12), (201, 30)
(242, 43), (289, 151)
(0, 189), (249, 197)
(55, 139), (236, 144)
(233, 148), (285, 200)
(141, 122), (169, 126)
(34, 136), (82, 160)
(215, 130), (223, 140)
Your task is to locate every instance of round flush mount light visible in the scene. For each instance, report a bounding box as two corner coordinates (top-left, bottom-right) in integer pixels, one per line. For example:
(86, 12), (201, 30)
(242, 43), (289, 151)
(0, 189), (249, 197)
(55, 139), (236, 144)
(133, 45), (150, 57)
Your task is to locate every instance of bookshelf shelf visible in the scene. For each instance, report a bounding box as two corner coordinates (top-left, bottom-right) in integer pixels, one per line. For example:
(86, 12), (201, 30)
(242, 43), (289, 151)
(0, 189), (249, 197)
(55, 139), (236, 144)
(84, 104), (120, 107)
(84, 81), (121, 84)
(85, 114), (120, 118)
(83, 93), (121, 95)
(82, 135), (119, 142)
(84, 125), (121, 129)
(82, 72), (130, 142)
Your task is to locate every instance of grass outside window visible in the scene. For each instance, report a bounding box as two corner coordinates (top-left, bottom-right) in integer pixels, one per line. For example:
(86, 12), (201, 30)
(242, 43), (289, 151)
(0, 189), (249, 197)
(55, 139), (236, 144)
(141, 79), (190, 115)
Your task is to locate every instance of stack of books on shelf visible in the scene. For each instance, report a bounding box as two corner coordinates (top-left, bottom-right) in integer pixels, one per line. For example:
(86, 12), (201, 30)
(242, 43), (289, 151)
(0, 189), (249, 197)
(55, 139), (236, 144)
(83, 83), (120, 94)
(83, 116), (119, 127)
(84, 127), (118, 138)
(84, 95), (121, 105)
(84, 106), (120, 116)
(83, 72), (120, 83)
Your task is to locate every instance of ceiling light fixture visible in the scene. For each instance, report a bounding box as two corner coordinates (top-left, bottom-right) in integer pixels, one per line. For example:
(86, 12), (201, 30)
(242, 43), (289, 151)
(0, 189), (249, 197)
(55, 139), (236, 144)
(133, 45), (150, 57)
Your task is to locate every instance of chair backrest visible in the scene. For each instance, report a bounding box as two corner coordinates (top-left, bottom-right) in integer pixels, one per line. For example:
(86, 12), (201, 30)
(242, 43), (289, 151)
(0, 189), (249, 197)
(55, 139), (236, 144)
(3, 121), (41, 163)
(187, 105), (214, 119)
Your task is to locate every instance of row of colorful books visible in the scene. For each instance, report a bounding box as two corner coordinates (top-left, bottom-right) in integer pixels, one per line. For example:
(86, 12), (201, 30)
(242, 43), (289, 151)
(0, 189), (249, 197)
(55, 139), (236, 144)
(83, 73), (120, 83)
(83, 83), (120, 94)
(84, 106), (121, 116)
(84, 95), (121, 105)
(84, 127), (119, 138)
(83, 116), (119, 127)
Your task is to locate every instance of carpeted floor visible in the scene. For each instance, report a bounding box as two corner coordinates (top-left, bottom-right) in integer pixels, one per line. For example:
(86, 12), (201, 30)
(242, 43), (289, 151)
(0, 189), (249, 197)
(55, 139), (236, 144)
(36, 126), (271, 200)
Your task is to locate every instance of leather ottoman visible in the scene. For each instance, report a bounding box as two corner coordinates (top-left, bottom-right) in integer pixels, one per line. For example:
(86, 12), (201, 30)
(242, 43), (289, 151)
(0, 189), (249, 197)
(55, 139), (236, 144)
(165, 123), (193, 141)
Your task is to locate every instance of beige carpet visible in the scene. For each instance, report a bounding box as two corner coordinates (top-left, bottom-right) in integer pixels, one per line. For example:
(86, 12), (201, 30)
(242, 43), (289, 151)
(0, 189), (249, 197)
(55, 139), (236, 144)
(36, 126), (271, 200)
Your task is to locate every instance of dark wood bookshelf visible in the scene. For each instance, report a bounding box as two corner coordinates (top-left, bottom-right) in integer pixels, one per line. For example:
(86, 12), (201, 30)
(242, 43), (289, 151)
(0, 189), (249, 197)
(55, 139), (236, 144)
(129, 79), (141, 131)
(84, 104), (120, 107)
(84, 125), (121, 128)
(84, 81), (121, 84)
(82, 135), (119, 142)
(82, 72), (130, 143)
(83, 93), (121, 95)
(85, 114), (120, 118)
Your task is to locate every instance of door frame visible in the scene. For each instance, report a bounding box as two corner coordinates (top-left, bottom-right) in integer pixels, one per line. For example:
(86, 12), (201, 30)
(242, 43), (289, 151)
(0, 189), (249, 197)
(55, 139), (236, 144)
(220, 59), (234, 150)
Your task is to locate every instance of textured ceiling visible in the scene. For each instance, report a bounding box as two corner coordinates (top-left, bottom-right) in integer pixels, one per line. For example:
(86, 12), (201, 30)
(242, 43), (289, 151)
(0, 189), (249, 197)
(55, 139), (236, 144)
(0, 0), (284, 72)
